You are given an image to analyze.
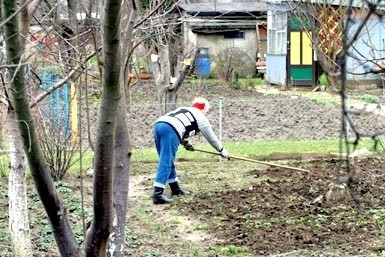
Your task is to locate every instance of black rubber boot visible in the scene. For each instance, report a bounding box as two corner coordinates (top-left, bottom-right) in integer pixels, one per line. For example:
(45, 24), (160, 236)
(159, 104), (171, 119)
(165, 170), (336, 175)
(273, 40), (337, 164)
(169, 181), (191, 196)
(152, 186), (173, 204)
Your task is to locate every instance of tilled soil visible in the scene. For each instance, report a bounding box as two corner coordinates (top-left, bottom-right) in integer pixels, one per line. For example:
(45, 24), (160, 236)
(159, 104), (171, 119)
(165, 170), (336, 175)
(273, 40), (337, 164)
(84, 81), (385, 256)
(127, 82), (385, 255)
(15, 81), (385, 256)
(127, 82), (385, 148)
(179, 157), (385, 256)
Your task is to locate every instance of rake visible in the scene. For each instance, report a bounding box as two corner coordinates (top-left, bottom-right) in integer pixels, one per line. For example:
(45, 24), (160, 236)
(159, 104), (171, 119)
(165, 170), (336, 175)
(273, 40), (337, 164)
(193, 148), (310, 173)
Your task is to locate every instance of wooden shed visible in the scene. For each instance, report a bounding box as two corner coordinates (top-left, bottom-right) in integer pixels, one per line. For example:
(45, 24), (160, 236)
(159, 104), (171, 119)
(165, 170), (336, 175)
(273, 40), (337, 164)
(265, 0), (385, 89)
(178, 1), (267, 78)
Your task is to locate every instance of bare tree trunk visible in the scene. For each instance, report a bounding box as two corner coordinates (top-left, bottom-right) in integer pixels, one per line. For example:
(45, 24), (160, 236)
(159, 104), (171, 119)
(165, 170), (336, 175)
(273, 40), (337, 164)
(153, 45), (197, 114)
(7, 111), (33, 257)
(166, 49), (197, 110)
(2, 0), (80, 255)
(107, 100), (131, 257)
(107, 2), (135, 255)
(152, 44), (171, 114)
(84, 0), (123, 254)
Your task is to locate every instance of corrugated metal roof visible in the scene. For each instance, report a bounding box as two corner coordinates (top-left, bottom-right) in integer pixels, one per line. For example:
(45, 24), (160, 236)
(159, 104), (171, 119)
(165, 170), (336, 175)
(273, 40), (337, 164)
(178, 2), (267, 14)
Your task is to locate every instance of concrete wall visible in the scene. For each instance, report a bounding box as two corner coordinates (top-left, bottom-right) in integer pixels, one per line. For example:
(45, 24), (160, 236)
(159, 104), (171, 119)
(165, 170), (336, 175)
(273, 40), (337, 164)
(193, 29), (257, 77)
(195, 29), (257, 58)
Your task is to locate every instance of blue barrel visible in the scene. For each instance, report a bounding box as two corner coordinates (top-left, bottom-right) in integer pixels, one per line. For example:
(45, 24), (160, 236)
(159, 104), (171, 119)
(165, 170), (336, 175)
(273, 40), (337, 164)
(195, 48), (211, 78)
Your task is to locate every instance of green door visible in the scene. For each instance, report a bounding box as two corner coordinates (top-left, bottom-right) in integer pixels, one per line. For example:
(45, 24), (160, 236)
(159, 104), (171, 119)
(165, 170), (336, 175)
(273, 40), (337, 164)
(288, 16), (314, 86)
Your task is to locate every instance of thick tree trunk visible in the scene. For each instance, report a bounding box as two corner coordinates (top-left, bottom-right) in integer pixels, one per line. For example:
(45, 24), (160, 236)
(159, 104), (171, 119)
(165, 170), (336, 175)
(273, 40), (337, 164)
(84, 0), (123, 255)
(106, 3), (134, 255)
(107, 100), (131, 257)
(2, 0), (80, 256)
(7, 111), (33, 257)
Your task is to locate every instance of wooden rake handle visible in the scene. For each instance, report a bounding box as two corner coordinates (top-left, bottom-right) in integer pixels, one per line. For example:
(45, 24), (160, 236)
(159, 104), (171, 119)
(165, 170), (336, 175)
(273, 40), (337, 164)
(193, 148), (310, 173)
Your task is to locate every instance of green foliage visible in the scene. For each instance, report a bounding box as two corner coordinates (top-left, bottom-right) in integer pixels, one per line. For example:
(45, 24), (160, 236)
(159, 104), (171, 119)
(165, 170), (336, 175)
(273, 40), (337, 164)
(87, 55), (99, 69)
(194, 224), (206, 231)
(229, 77), (263, 90)
(185, 77), (220, 85)
(239, 78), (263, 88)
(318, 73), (329, 87)
(55, 181), (91, 244)
(309, 96), (337, 105)
(26, 180), (91, 252)
(35, 225), (55, 252)
(359, 94), (380, 103)
(145, 250), (165, 257)
(0, 155), (9, 178)
(67, 151), (94, 173)
(216, 244), (249, 256)
(229, 81), (242, 90)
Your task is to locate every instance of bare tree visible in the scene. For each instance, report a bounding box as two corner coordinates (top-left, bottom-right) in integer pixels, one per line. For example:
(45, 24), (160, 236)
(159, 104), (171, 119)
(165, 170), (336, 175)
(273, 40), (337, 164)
(138, 0), (197, 114)
(83, 0), (124, 254)
(3, 0), (58, 255)
(6, 109), (33, 256)
(214, 47), (255, 83)
(2, 0), (131, 255)
(106, 0), (138, 255)
(2, 0), (80, 255)
(1, 0), (198, 254)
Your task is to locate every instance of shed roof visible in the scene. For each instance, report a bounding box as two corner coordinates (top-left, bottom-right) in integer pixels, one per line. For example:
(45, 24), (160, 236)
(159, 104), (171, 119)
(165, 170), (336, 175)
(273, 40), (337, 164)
(178, 2), (267, 16)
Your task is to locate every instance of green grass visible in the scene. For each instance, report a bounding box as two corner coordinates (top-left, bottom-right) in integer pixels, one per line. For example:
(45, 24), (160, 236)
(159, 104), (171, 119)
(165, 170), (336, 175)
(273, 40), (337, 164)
(131, 138), (378, 163)
(359, 94), (380, 103)
(184, 77), (264, 90)
(185, 77), (220, 86)
(309, 97), (338, 105)
(0, 138), (380, 176)
(215, 244), (250, 256)
(236, 78), (264, 89)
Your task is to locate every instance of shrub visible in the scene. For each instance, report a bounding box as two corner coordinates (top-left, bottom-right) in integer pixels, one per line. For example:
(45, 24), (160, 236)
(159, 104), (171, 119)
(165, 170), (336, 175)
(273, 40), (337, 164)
(359, 94), (379, 103)
(213, 47), (255, 82)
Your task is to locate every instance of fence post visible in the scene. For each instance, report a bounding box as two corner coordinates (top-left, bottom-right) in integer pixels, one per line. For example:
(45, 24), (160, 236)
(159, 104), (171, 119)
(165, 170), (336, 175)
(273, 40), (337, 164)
(219, 97), (223, 161)
(346, 94), (350, 140)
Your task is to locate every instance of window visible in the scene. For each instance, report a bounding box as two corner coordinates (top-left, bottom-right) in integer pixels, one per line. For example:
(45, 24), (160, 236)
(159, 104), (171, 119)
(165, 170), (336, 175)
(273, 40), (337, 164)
(223, 31), (245, 39)
(268, 10), (287, 54)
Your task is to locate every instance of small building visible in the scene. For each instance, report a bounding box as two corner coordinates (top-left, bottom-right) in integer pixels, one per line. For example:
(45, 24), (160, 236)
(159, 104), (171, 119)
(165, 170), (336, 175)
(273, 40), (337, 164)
(178, 2), (267, 78)
(265, 0), (385, 88)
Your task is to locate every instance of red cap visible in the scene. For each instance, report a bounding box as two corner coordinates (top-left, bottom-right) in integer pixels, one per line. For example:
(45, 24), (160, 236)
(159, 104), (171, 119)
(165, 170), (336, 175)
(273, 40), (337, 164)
(192, 97), (210, 113)
(192, 102), (206, 111)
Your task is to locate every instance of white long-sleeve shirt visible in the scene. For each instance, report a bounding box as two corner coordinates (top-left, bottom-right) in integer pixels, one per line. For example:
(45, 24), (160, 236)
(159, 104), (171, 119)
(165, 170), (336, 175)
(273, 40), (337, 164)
(156, 106), (223, 152)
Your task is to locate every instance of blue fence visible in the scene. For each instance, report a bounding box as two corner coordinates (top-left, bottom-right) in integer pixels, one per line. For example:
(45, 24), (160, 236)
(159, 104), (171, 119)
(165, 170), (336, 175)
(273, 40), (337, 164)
(41, 70), (70, 139)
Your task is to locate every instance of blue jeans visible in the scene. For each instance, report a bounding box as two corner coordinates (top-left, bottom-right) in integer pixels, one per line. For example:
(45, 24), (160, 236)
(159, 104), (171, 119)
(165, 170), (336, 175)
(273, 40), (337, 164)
(153, 122), (180, 188)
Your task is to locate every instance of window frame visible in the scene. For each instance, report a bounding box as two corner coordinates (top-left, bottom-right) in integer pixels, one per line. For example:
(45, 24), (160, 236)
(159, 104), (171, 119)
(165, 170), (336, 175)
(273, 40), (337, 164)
(268, 10), (287, 55)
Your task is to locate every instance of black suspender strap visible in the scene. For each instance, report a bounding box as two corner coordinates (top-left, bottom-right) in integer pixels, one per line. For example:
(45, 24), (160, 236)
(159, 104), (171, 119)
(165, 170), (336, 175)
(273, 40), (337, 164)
(168, 108), (199, 139)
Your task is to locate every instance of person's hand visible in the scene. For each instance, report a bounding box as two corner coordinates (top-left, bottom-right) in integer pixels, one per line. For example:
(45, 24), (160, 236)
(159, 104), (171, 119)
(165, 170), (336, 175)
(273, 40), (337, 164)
(220, 148), (230, 159)
(181, 140), (194, 151)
